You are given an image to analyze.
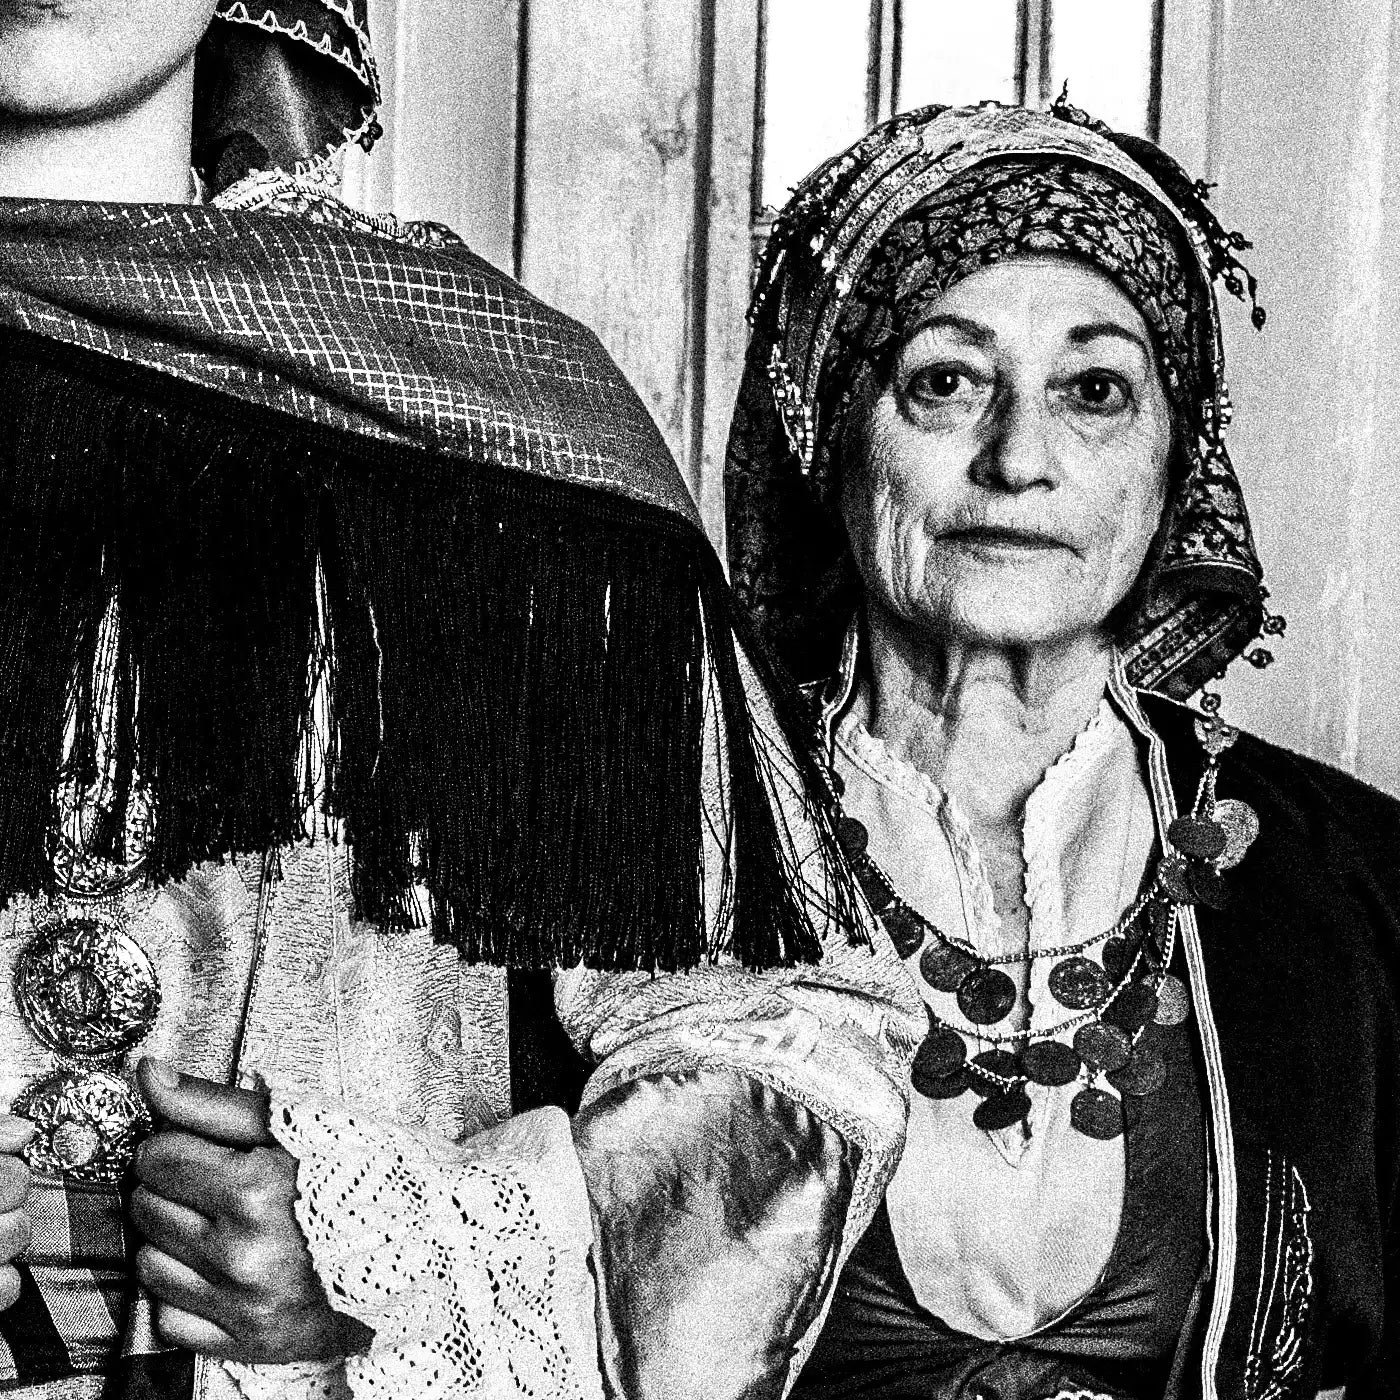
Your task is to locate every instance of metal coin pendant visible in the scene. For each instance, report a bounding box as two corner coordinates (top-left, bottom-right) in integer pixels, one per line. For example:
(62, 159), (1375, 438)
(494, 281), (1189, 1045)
(1102, 936), (1133, 982)
(973, 1089), (1031, 1131)
(1108, 1045), (1168, 1097)
(14, 1069), (150, 1182)
(1073, 1021), (1131, 1073)
(911, 1026), (967, 1088)
(1212, 799), (1260, 870)
(1168, 816), (1227, 861)
(1070, 1087), (1124, 1141)
(856, 864), (895, 915)
(1159, 856), (1197, 905)
(1154, 974), (1191, 1026)
(835, 815), (869, 860)
(916, 1066), (972, 1100)
(881, 904), (926, 959)
(16, 919), (160, 1063)
(1021, 1039), (1081, 1087)
(1105, 981), (1159, 1033)
(968, 1048), (1021, 1093)
(1048, 956), (1110, 1011)
(957, 966), (1017, 1025)
(919, 939), (979, 993)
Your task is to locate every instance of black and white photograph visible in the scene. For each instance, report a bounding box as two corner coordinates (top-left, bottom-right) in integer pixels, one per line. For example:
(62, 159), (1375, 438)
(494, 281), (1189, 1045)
(0, 2), (1393, 1397)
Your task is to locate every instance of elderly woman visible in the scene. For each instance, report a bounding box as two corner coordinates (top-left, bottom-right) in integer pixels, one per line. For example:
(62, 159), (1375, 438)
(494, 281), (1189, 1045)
(727, 100), (1399, 1400)
(0, 6), (919, 1399)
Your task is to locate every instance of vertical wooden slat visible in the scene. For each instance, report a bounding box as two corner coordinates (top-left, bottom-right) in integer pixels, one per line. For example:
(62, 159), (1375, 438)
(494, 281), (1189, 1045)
(344, 0), (521, 273)
(519, 0), (707, 498)
(1156, 0), (1223, 177)
(697, 0), (763, 549)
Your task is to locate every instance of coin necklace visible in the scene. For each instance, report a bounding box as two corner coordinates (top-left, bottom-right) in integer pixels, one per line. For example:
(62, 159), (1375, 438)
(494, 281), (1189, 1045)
(830, 712), (1257, 1141)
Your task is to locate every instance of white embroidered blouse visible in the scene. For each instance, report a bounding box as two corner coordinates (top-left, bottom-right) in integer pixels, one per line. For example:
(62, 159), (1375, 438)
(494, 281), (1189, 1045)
(834, 679), (1159, 1342)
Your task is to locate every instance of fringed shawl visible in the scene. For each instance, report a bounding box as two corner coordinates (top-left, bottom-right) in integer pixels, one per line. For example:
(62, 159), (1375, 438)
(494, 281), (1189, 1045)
(0, 190), (837, 971)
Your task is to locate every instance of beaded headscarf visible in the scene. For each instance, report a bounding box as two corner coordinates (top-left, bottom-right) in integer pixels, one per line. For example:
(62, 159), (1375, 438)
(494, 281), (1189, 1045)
(726, 98), (1283, 700)
(195, 0), (381, 193)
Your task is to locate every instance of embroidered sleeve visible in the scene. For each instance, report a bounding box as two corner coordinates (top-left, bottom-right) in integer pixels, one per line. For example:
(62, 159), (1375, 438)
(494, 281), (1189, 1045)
(255, 1093), (604, 1400)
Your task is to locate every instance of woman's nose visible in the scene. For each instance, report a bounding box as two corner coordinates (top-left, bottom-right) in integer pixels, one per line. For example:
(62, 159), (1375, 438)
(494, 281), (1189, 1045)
(970, 389), (1057, 493)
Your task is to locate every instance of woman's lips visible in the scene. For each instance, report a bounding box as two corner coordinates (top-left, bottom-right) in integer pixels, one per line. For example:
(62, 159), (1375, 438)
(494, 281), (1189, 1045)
(940, 526), (1072, 553)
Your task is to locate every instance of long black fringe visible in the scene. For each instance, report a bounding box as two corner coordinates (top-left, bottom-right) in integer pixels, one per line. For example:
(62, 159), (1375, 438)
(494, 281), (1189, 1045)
(0, 333), (841, 970)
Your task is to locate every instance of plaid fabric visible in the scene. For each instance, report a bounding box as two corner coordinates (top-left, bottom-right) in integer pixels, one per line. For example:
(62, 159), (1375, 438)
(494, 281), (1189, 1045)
(0, 1179), (129, 1388)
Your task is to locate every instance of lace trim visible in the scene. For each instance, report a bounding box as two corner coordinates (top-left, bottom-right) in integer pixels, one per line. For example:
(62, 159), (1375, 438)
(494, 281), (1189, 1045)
(265, 1093), (603, 1400)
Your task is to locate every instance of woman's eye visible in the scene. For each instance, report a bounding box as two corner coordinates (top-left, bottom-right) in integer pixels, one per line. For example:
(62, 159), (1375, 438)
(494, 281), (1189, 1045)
(1070, 372), (1130, 413)
(906, 367), (977, 402)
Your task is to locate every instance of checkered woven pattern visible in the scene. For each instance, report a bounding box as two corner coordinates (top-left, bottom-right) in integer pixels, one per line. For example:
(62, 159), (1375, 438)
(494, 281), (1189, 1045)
(0, 192), (700, 527)
(0, 1178), (129, 1387)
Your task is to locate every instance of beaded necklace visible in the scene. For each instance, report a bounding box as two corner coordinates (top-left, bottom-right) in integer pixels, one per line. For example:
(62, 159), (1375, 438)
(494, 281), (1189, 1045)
(828, 711), (1257, 1141)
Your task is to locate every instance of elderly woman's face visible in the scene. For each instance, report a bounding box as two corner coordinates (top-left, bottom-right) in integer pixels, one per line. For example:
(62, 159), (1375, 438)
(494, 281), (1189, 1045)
(0, 0), (217, 120)
(842, 255), (1172, 653)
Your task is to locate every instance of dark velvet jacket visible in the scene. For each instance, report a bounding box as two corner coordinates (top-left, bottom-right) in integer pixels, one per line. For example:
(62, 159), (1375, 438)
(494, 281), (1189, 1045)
(1143, 694), (1400, 1400)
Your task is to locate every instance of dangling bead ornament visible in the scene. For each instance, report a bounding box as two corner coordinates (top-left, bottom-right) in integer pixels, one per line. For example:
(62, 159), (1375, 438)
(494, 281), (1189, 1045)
(830, 705), (1258, 1141)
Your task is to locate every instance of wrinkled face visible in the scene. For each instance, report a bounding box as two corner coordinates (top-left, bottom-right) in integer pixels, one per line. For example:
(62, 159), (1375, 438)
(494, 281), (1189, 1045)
(0, 0), (217, 121)
(841, 254), (1173, 653)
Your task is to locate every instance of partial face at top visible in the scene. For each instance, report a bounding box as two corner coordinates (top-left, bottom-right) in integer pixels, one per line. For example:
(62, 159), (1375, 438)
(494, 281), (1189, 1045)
(0, 0), (218, 121)
(840, 254), (1174, 654)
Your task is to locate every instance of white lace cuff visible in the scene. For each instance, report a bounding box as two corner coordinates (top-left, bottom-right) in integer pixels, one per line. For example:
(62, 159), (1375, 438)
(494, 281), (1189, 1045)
(265, 1092), (604, 1400)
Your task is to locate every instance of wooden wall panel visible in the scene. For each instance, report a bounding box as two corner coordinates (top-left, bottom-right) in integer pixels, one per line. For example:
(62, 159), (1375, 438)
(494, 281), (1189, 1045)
(517, 0), (707, 503)
(344, 0), (520, 273)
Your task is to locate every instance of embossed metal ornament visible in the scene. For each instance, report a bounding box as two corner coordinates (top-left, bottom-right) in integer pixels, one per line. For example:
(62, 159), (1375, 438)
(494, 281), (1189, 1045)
(1153, 974), (1191, 1026)
(920, 938), (979, 993)
(1048, 956), (1110, 1011)
(1168, 816), (1227, 861)
(1104, 981), (1159, 1032)
(1158, 855), (1196, 904)
(911, 1026), (967, 1087)
(1108, 1045), (1168, 1097)
(1070, 1087), (1124, 1140)
(968, 1048), (1021, 1089)
(973, 1088), (1031, 1131)
(1021, 1039), (1080, 1087)
(957, 966), (1017, 1025)
(1074, 1021), (1131, 1073)
(834, 815), (869, 860)
(881, 904), (926, 958)
(15, 919), (160, 1063)
(14, 1069), (150, 1182)
(1211, 798), (1259, 869)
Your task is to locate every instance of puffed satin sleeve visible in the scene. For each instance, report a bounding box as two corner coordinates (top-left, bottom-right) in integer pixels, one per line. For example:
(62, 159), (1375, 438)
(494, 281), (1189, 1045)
(559, 930), (918, 1400)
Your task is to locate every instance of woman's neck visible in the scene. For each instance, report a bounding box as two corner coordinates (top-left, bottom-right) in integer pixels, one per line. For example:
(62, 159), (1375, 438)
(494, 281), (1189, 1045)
(0, 59), (196, 203)
(856, 601), (1115, 831)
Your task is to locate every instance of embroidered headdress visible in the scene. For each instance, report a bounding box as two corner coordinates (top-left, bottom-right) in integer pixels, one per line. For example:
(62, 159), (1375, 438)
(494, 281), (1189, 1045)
(727, 98), (1281, 699)
(196, 0), (381, 192)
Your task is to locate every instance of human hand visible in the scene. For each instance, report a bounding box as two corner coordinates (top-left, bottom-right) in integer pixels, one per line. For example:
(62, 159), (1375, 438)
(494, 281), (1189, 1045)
(0, 1116), (33, 1311)
(131, 1058), (372, 1363)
